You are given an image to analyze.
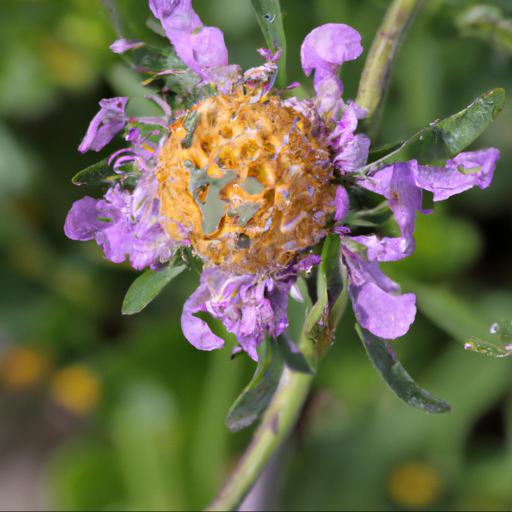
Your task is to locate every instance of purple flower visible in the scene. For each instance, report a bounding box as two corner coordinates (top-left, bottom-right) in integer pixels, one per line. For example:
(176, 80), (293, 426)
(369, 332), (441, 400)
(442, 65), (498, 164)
(182, 267), (295, 361)
(65, 178), (174, 270)
(65, 1), (501, 359)
(79, 97), (128, 153)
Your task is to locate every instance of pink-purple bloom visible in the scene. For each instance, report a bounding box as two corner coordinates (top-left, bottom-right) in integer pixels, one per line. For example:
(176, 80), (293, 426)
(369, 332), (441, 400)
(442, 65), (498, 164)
(79, 97), (128, 153)
(65, 0), (500, 359)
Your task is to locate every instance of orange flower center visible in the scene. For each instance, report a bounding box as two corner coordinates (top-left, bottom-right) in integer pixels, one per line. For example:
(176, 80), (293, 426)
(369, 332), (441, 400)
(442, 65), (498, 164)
(156, 91), (337, 274)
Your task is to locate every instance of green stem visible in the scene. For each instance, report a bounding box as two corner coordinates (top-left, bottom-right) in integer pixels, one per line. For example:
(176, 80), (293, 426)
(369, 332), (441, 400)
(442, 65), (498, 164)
(251, 0), (288, 88)
(206, 366), (313, 511)
(356, 0), (425, 136)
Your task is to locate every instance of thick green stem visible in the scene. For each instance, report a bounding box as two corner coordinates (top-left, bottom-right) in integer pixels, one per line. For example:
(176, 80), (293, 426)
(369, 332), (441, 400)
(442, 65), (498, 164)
(206, 366), (313, 511)
(250, 0), (287, 88)
(356, 0), (425, 136)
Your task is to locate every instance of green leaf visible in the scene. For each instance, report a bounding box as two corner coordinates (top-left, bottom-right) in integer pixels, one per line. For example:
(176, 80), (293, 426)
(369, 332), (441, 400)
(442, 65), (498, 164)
(121, 259), (186, 315)
(226, 339), (283, 432)
(412, 282), (512, 358)
(456, 5), (512, 55)
(356, 325), (451, 413)
(301, 235), (347, 360)
(250, 0), (287, 87)
(367, 141), (403, 163)
(361, 88), (505, 171)
(72, 159), (116, 186)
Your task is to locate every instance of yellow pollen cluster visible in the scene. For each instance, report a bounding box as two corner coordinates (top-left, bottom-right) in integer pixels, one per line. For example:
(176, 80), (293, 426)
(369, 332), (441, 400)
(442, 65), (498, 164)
(156, 91), (337, 274)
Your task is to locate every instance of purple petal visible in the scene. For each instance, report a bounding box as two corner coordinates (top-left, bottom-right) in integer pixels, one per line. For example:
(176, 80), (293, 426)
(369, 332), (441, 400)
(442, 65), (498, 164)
(355, 162), (423, 261)
(109, 38), (144, 54)
(64, 179), (174, 270)
(290, 253), (321, 272)
(355, 149), (499, 261)
(301, 23), (363, 108)
(257, 47), (281, 62)
(412, 148), (500, 201)
(149, 0), (201, 32)
(343, 246), (416, 339)
(181, 284), (225, 351)
(356, 282), (416, 339)
(185, 266), (297, 360)
(334, 186), (349, 221)
(79, 97), (128, 153)
(351, 235), (414, 263)
(149, 0), (234, 89)
(333, 133), (370, 172)
(191, 26), (228, 69)
(329, 101), (369, 172)
(64, 197), (105, 241)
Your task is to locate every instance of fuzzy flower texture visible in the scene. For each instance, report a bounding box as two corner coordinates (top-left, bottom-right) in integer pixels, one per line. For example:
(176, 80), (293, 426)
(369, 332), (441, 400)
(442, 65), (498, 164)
(65, 0), (500, 361)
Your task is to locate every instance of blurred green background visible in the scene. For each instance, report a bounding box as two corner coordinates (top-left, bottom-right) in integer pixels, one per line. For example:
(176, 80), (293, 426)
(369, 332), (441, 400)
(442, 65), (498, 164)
(0, 0), (511, 510)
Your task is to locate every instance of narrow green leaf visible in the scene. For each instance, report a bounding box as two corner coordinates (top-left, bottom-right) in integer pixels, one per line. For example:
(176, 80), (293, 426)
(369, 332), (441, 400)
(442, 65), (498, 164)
(356, 325), (451, 413)
(250, 0), (287, 87)
(367, 141), (403, 163)
(226, 340), (283, 432)
(72, 159), (116, 186)
(456, 5), (512, 55)
(328, 265), (349, 333)
(413, 282), (512, 358)
(361, 88), (505, 171)
(301, 235), (346, 359)
(438, 88), (505, 155)
(121, 259), (186, 315)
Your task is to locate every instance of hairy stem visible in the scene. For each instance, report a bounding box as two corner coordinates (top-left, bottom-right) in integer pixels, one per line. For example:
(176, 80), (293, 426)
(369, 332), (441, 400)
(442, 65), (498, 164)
(206, 366), (313, 511)
(356, 0), (425, 135)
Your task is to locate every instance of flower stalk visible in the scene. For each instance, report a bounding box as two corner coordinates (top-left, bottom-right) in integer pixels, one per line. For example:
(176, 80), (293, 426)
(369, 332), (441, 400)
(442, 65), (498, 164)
(206, 365), (313, 511)
(356, 0), (425, 135)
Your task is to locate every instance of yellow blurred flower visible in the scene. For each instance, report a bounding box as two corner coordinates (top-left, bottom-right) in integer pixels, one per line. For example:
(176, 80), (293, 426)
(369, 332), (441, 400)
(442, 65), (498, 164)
(1, 346), (48, 390)
(49, 365), (101, 416)
(387, 461), (442, 508)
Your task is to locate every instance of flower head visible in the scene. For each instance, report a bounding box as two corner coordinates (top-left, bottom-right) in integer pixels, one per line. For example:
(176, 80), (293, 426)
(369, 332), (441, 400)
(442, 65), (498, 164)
(65, 0), (500, 359)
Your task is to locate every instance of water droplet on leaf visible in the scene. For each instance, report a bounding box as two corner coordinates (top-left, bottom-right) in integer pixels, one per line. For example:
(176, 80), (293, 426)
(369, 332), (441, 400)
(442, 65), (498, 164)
(464, 319), (512, 358)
